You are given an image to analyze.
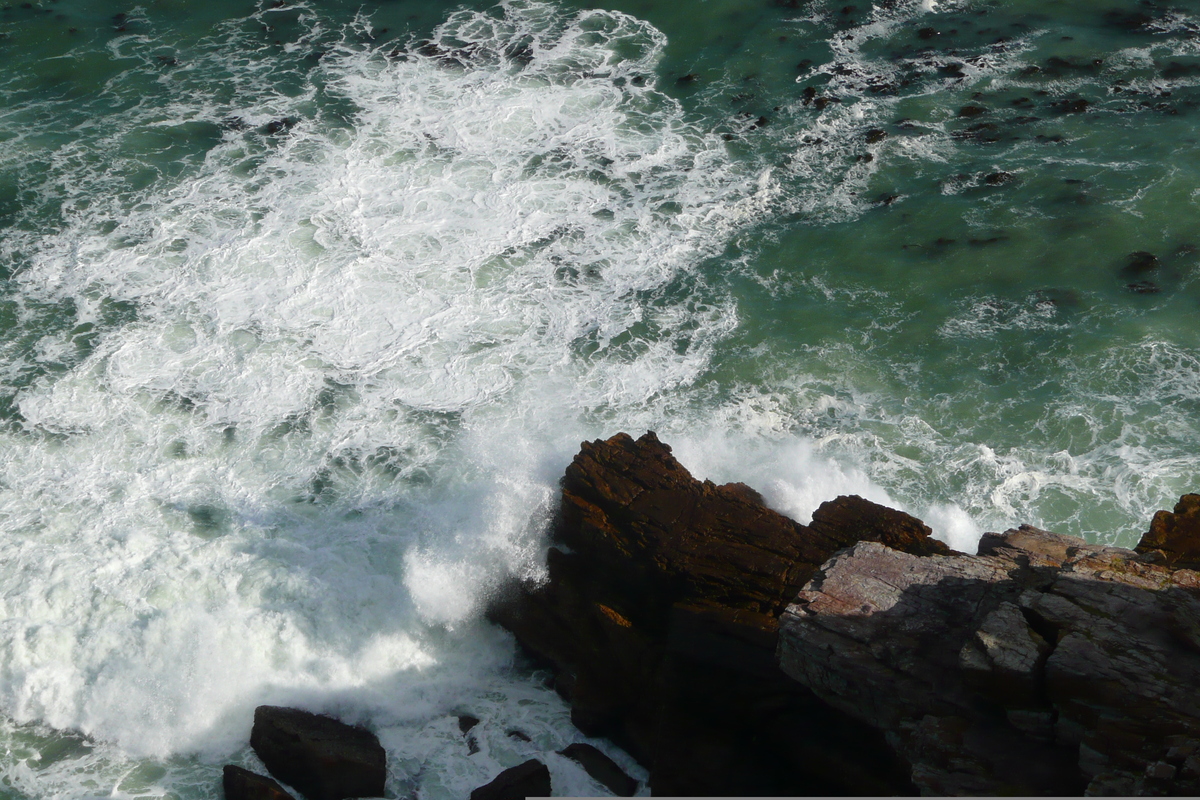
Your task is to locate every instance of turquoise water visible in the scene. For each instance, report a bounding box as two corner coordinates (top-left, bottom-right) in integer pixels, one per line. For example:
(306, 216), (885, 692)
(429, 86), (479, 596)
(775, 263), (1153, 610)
(1, 0), (1199, 796)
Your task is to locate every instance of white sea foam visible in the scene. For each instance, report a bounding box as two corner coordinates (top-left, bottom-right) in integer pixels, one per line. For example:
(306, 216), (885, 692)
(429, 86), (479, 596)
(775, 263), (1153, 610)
(12, 0), (1195, 796)
(0, 1), (917, 796)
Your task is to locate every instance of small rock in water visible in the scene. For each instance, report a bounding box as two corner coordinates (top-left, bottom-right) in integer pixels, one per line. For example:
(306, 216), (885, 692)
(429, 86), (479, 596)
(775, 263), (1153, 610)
(955, 122), (1003, 143)
(457, 714), (480, 734)
(1123, 250), (1160, 275)
(958, 105), (988, 117)
(250, 706), (386, 800)
(1038, 288), (1079, 307)
(223, 765), (296, 800)
(864, 128), (888, 143)
(506, 729), (532, 742)
(469, 759), (552, 800)
(558, 743), (639, 796)
(1050, 97), (1089, 114)
(984, 171), (1015, 185)
(261, 118), (298, 136)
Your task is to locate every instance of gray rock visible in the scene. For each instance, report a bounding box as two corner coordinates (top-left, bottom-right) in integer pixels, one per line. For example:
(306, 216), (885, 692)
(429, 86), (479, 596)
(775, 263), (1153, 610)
(778, 523), (1200, 795)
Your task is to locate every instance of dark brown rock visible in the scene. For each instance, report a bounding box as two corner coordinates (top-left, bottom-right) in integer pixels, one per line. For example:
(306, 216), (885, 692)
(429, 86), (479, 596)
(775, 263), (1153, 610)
(779, 520), (1200, 796)
(490, 432), (942, 795)
(249, 706), (385, 800)
(807, 493), (954, 558)
(223, 765), (296, 800)
(1136, 494), (1200, 569)
(469, 759), (551, 800)
(557, 743), (638, 796)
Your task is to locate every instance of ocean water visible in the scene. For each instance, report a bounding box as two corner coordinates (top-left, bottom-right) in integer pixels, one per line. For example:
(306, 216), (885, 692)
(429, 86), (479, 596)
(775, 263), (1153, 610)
(1, 0), (1199, 796)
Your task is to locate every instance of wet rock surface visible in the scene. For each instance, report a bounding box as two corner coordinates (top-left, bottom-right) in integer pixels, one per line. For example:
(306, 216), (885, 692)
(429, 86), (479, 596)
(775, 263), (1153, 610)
(223, 765), (297, 800)
(494, 432), (1200, 796)
(249, 706), (386, 800)
(557, 743), (638, 797)
(469, 759), (551, 800)
(490, 431), (945, 795)
(780, 524), (1200, 796)
(1136, 493), (1200, 570)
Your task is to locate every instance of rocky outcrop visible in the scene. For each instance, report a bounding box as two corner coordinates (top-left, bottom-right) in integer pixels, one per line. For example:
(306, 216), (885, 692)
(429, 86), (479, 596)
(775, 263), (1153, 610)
(223, 765), (297, 800)
(779, 525), (1200, 796)
(469, 759), (551, 800)
(249, 706), (386, 800)
(491, 431), (1200, 795)
(490, 431), (948, 795)
(1136, 493), (1200, 569)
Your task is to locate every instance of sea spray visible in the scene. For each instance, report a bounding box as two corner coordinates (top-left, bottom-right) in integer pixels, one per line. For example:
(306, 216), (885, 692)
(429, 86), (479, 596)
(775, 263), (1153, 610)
(0, 1), (903, 796)
(2, 0), (1200, 796)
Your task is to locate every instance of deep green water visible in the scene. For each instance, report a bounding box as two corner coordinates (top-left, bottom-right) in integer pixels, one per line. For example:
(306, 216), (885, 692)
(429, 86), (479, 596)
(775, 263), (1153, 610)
(1, 0), (1199, 796)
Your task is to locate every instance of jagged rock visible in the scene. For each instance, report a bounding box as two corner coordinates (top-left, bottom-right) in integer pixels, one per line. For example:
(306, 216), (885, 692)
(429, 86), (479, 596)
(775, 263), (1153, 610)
(557, 743), (638, 796)
(1136, 494), (1200, 569)
(779, 521), (1200, 795)
(469, 759), (551, 800)
(490, 431), (945, 795)
(223, 765), (297, 800)
(249, 706), (386, 800)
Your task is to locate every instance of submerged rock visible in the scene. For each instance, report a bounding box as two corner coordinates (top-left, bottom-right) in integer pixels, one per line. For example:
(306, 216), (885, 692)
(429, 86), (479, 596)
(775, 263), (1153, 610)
(1122, 250), (1160, 275)
(469, 759), (551, 800)
(779, 522), (1200, 795)
(223, 765), (297, 800)
(249, 706), (385, 800)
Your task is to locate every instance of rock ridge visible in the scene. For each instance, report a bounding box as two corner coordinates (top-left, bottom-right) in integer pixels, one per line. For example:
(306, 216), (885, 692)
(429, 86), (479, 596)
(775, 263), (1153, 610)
(779, 525), (1200, 795)
(490, 431), (949, 795)
(491, 430), (1200, 796)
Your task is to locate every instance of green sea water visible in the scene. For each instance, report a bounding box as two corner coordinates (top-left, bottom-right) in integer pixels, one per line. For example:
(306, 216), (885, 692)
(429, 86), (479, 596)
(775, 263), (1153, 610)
(1, 0), (1199, 796)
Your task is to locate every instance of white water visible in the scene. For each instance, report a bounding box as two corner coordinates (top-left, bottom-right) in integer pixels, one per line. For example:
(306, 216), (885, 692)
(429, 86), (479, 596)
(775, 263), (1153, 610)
(0, 2), (964, 797)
